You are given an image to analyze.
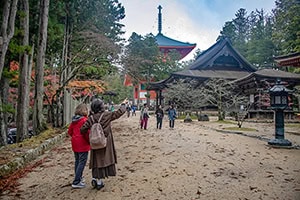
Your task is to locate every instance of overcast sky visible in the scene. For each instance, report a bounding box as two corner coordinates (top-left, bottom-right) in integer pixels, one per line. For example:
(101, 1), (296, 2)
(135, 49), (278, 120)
(119, 0), (276, 61)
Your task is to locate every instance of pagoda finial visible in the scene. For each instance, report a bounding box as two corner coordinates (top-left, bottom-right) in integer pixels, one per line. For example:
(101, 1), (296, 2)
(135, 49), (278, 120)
(158, 5), (162, 34)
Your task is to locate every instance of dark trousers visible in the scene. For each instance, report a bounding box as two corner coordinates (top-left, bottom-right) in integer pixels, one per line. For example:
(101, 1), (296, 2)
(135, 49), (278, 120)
(156, 117), (163, 129)
(73, 152), (88, 185)
(132, 111), (136, 116)
(140, 117), (148, 129)
(169, 120), (175, 128)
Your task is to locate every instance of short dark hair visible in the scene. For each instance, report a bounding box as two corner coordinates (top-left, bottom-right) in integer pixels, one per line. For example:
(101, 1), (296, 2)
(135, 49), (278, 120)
(91, 98), (104, 113)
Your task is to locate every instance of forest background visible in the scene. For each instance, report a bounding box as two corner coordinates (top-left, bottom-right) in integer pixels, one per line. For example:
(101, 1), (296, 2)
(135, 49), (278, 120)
(0, 0), (299, 146)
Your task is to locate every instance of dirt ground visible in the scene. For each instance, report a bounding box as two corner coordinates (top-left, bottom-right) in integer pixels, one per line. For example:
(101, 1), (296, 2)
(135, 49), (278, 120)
(1, 112), (300, 200)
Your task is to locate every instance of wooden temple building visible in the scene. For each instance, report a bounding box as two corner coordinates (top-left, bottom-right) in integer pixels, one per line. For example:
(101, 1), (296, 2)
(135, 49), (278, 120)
(124, 5), (196, 106)
(148, 38), (300, 119)
(274, 52), (300, 68)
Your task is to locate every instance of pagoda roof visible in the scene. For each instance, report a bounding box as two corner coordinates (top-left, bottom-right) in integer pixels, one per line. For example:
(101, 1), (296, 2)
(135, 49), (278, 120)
(188, 38), (256, 72)
(155, 33), (196, 49)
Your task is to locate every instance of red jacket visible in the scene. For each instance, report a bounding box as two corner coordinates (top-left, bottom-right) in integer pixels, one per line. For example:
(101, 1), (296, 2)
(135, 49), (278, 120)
(68, 115), (90, 152)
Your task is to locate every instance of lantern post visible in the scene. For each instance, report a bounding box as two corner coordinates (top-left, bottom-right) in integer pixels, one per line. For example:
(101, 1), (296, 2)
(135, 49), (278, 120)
(268, 79), (292, 146)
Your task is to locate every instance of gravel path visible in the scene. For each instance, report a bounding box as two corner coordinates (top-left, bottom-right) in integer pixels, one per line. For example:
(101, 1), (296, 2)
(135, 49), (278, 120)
(1, 113), (300, 200)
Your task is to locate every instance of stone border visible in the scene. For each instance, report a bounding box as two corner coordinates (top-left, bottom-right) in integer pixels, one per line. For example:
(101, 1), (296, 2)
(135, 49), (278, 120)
(215, 128), (300, 150)
(0, 132), (67, 177)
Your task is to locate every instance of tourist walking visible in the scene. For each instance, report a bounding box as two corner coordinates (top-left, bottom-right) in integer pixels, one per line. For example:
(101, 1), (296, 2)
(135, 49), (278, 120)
(126, 103), (131, 117)
(68, 103), (90, 189)
(131, 104), (137, 116)
(80, 99), (126, 190)
(167, 105), (177, 129)
(140, 103), (150, 129)
(155, 105), (164, 129)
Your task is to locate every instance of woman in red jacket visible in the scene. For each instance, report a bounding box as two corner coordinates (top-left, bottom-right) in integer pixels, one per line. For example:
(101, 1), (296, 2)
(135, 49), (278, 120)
(68, 103), (90, 189)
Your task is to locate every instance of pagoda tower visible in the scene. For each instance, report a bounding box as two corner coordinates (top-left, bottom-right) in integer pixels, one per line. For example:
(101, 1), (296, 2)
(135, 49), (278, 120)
(124, 5), (196, 107)
(156, 5), (196, 60)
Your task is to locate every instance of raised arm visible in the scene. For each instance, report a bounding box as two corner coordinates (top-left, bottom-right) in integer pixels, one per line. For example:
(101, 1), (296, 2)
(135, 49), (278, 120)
(110, 104), (126, 121)
(80, 116), (93, 134)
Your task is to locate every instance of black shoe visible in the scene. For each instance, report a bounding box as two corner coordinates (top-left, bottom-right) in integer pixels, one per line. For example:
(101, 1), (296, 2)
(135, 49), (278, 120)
(91, 179), (97, 189)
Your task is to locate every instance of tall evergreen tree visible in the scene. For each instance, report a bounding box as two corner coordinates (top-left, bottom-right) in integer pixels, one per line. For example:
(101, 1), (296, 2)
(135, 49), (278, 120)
(16, 0), (32, 142)
(33, 0), (50, 134)
(232, 8), (249, 57)
(272, 0), (300, 54)
(247, 9), (275, 68)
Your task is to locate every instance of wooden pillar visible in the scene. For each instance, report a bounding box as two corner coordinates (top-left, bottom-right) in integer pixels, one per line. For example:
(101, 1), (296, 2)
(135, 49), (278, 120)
(156, 90), (159, 109)
(159, 90), (162, 106)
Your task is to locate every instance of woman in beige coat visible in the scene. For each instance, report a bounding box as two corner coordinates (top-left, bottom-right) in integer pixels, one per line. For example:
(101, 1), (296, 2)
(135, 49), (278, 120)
(80, 99), (126, 190)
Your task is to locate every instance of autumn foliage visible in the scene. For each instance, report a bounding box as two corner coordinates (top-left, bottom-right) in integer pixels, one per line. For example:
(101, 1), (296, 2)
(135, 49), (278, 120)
(8, 61), (106, 107)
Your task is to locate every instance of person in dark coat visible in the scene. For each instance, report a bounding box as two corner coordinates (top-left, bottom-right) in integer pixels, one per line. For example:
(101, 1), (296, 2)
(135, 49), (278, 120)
(68, 103), (90, 189)
(155, 105), (164, 129)
(167, 105), (177, 129)
(80, 99), (126, 190)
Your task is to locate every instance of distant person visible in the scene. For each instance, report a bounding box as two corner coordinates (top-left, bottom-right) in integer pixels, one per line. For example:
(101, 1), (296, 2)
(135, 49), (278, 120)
(80, 99), (126, 190)
(126, 103), (131, 117)
(167, 105), (177, 129)
(109, 104), (115, 112)
(131, 104), (136, 116)
(68, 103), (90, 189)
(111, 104), (115, 112)
(140, 103), (150, 129)
(155, 105), (164, 129)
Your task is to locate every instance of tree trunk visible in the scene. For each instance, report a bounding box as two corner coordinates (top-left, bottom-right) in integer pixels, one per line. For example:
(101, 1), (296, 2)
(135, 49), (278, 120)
(16, 0), (30, 142)
(60, 2), (72, 127)
(0, 0), (15, 144)
(0, 72), (10, 146)
(0, 0), (18, 80)
(33, 0), (49, 134)
(137, 83), (140, 109)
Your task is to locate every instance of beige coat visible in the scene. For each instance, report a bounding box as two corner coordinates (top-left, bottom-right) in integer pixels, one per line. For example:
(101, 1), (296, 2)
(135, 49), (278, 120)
(80, 107), (125, 169)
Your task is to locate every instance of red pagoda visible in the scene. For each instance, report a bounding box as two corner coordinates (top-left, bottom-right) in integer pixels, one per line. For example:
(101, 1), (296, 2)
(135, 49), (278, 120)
(124, 5), (196, 106)
(155, 5), (196, 59)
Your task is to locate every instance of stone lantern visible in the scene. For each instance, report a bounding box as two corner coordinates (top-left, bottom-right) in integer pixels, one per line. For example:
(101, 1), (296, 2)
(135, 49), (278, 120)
(268, 79), (292, 146)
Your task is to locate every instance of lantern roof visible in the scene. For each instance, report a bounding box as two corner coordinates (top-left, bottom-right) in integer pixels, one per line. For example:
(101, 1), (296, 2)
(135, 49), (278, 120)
(269, 79), (293, 93)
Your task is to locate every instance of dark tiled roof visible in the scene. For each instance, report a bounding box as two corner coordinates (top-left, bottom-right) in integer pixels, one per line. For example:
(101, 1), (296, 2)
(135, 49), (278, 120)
(254, 69), (300, 78)
(147, 76), (174, 90)
(234, 68), (300, 85)
(172, 69), (251, 80)
(274, 52), (300, 67)
(274, 52), (300, 60)
(188, 38), (256, 72)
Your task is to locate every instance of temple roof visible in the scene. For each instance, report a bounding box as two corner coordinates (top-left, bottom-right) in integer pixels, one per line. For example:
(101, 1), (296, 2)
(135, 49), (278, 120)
(172, 69), (250, 80)
(188, 38), (256, 72)
(233, 68), (300, 86)
(147, 38), (300, 91)
(274, 52), (300, 67)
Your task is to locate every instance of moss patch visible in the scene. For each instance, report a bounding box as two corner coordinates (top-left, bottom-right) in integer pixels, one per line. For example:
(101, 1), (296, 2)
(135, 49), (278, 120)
(0, 127), (65, 166)
(286, 123), (300, 128)
(223, 127), (257, 132)
(211, 120), (236, 124)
